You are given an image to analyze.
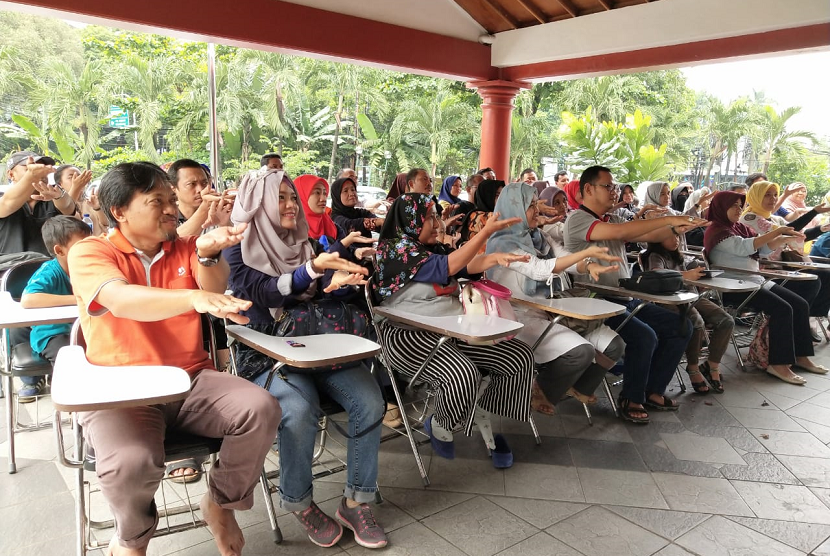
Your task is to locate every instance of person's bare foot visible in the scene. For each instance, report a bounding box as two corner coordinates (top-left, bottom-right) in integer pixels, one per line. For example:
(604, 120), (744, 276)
(201, 494), (245, 556)
(106, 535), (146, 556)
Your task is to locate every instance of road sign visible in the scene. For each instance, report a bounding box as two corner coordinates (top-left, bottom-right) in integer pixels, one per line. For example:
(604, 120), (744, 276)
(109, 106), (130, 129)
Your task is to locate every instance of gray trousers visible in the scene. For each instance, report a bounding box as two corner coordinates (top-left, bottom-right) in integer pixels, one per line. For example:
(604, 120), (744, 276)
(536, 335), (626, 404)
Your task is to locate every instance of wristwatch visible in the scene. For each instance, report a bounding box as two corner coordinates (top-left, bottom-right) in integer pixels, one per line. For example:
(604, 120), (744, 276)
(196, 247), (221, 267)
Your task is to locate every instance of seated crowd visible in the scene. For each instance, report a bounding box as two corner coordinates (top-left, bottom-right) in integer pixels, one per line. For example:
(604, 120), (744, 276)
(4, 149), (830, 555)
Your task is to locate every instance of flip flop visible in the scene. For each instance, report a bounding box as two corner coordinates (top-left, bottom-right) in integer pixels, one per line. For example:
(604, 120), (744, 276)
(165, 459), (203, 484)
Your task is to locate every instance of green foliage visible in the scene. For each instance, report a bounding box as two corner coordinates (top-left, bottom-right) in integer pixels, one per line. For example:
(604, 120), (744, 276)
(768, 148), (830, 205)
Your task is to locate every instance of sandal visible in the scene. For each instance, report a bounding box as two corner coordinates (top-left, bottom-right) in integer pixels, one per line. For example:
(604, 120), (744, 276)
(686, 369), (710, 394)
(382, 403), (404, 428)
(700, 361), (724, 394)
(618, 397), (649, 424)
(643, 394), (680, 411)
(566, 387), (597, 405)
(531, 381), (556, 415)
(166, 459), (203, 484)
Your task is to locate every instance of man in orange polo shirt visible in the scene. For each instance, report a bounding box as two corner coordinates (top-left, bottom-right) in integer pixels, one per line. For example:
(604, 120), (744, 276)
(68, 161), (280, 556)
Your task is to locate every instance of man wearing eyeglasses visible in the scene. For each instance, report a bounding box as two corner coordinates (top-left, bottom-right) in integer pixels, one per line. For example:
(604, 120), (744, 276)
(564, 165), (709, 424)
(0, 151), (78, 257)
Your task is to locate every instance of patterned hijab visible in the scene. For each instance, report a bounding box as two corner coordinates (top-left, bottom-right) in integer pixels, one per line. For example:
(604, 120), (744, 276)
(474, 179), (504, 212)
(703, 191), (755, 256)
(293, 174), (338, 240)
(564, 180), (581, 210)
(374, 193), (450, 299)
(331, 177), (373, 220)
(438, 175), (461, 204)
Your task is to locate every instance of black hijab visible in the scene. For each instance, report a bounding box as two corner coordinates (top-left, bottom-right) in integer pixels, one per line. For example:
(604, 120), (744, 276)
(330, 177), (374, 219)
(474, 179), (505, 212)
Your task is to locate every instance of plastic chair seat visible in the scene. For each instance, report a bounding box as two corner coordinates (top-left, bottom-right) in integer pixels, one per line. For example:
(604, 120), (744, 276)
(10, 342), (51, 376)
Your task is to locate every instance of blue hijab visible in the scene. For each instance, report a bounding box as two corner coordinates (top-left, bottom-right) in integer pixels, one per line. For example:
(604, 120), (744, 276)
(486, 182), (552, 294)
(438, 175), (461, 204)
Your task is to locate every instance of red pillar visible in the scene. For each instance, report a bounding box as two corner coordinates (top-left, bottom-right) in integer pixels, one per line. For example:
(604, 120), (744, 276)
(467, 80), (530, 182)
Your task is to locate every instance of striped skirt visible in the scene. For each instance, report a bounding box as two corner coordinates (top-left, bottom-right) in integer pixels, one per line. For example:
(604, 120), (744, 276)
(380, 326), (534, 435)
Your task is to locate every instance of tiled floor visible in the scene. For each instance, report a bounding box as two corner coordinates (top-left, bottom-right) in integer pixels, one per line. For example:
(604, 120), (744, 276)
(6, 340), (830, 555)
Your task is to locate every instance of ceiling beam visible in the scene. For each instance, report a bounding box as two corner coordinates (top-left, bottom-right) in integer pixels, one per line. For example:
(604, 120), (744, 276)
(0, 0), (496, 81)
(515, 0), (547, 24)
(480, 0), (520, 29)
(553, 0), (579, 18)
(597, 0), (614, 10)
(502, 22), (830, 81)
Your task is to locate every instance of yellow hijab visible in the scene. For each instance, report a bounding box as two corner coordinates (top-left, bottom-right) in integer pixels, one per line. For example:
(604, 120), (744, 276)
(743, 180), (779, 220)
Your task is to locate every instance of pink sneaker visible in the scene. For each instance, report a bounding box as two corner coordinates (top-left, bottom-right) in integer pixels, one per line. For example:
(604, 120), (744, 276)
(335, 498), (388, 549)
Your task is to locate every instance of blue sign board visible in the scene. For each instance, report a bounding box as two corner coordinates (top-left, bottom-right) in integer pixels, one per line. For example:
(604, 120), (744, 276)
(109, 106), (130, 129)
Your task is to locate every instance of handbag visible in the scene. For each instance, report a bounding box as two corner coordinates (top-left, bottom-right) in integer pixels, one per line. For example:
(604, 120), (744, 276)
(618, 269), (684, 295)
(459, 279), (517, 345)
(546, 281), (604, 336)
(780, 246), (808, 263)
(747, 316), (770, 369)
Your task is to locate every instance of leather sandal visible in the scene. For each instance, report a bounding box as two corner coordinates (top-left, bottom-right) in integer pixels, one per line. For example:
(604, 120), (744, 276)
(566, 387), (597, 404)
(686, 368), (710, 394)
(700, 361), (724, 394)
(531, 381), (556, 415)
(643, 394), (680, 411)
(618, 397), (649, 424)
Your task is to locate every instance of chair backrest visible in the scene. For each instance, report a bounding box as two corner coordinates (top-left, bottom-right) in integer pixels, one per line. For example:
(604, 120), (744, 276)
(0, 259), (49, 300)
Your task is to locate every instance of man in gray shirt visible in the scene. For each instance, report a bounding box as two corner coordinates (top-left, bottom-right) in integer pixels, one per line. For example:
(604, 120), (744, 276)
(564, 165), (707, 424)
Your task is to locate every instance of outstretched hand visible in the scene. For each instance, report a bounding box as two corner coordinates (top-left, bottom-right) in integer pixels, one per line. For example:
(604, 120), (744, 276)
(483, 212), (523, 235)
(323, 270), (368, 293)
(196, 223), (247, 256)
(311, 252), (369, 275)
(31, 180), (66, 202)
(492, 252), (530, 267)
(588, 263), (619, 282)
(341, 231), (375, 248)
(191, 290), (252, 324)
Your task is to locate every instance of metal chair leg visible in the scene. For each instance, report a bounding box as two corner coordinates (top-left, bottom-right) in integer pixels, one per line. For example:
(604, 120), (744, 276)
(528, 414), (542, 445)
(603, 377), (619, 416)
(582, 403), (593, 426)
(5, 373), (16, 473)
(259, 469), (282, 544)
(675, 368), (686, 393)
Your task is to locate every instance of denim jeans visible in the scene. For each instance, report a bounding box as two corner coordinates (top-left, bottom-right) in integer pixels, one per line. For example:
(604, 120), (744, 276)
(605, 300), (692, 404)
(252, 362), (383, 511)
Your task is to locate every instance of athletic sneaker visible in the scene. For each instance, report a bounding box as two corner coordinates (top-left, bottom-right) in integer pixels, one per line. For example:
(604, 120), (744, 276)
(293, 501), (343, 547)
(17, 377), (46, 404)
(335, 497), (388, 549)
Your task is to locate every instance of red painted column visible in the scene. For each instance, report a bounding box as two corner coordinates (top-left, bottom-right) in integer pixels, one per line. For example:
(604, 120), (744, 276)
(467, 80), (530, 182)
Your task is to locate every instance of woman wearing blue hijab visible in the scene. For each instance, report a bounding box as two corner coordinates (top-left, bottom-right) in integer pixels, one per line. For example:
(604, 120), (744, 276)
(485, 182), (625, 415)
(438, 175), (462, 212)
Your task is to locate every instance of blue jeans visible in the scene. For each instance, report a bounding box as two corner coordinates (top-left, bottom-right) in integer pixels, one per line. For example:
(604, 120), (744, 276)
(252, 362), (383, 511)
(605, 300), (692, 404)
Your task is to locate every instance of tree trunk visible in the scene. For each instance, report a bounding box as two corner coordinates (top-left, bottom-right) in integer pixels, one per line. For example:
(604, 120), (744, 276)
(723, 149), (732, 182)
(327, 92), (344, 183)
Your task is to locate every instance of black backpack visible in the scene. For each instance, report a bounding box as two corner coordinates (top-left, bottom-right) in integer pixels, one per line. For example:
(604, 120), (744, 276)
(618, 269), (684, 295)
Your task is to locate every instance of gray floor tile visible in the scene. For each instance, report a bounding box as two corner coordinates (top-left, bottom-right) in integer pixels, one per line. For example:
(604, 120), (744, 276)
(577, 468), (668, 509)
(426, 457), (506, 496)
(605, 506), (710, 540)
(660, 432), (746, 465)
(730, 480), (830, 524)
(813, 535), (830, 556)
(718, 452), (800, 484)
(381, 487), (474, 520)
(750, 428), (830, 458)
(498, 413), (566, 437)
(486, 496), (588, 529)
(726, 406), (806, 432)
(651, 473), (754, 516)
(652, 545), (697, 556)
(240, 515), (346, 555)
(567, 438), (647, 471)
(546, 506), (667, 556)
(503, 463), (584, 502)
(0, 459), (69, 509)
(675, 398), (742, 429)
(791, 417), (830, 444)
(560, 414), (634, 442)
(505, 434), (573, 467)
(0, 491), (76, 555)
(421, 497), (538, 556)
(626, 420), (687, 445)
(787, 401), (830, 429)
(675, 515), (803, 556)
(346, 521), (465, 556)
(636, 443), (723, 478)
(803, 390), (830, 410)
(778, 455), (830, 488)
(728, 516), (830, 553)
(494, 532), (583, 556)
(375, 451), (433, 490)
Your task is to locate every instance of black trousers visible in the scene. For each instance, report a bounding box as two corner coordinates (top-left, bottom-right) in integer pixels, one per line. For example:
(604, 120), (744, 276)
(724, 284), (813, 366)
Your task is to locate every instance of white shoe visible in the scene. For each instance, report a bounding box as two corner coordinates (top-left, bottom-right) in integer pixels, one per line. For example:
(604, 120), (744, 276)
(766, 366), (807, 385)
(794, 363), (830, 375)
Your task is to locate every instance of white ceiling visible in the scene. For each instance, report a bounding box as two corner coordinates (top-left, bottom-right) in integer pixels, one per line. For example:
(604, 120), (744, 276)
(279, 0), (487, 42)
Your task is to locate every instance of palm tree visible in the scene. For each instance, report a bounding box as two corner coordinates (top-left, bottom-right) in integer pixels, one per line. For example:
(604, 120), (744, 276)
(34, 59), (109, 168)
(244, 50), (302, 156)
(700, 98), (752, 186)
(758, 105), (817, 173)
(557, 75), (643, 123)
(391, 90), (476, 178)
(115, 54), (180, 160)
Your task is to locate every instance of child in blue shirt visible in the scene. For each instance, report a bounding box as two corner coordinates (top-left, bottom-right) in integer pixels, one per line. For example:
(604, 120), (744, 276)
(16, 215), (91, 401)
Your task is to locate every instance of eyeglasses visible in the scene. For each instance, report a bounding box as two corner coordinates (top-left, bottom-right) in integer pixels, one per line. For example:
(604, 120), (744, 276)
(593, 183), (620, 193)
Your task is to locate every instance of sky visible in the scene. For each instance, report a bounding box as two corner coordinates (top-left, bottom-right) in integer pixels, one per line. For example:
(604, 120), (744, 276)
(681, 50), (830, 140)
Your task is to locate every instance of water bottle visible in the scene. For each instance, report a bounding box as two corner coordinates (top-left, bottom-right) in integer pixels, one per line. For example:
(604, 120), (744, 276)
(82, 214), (94, 232)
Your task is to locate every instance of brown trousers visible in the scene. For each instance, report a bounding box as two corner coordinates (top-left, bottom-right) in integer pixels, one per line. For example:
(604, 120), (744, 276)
(78, 369), (281, 549)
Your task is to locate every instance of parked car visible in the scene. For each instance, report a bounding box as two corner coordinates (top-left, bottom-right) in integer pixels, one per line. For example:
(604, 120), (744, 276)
(357, 186), (390, 215)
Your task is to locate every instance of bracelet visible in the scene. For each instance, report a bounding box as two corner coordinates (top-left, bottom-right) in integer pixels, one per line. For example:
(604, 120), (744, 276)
(56, 187), (67, 200)
(583, 257), (595, 270)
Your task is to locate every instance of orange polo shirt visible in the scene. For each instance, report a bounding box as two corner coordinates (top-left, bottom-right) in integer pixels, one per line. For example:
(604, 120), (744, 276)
(68, 228), (213, 376)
